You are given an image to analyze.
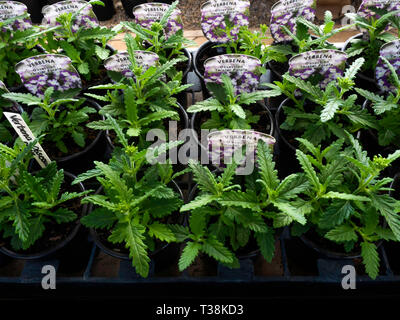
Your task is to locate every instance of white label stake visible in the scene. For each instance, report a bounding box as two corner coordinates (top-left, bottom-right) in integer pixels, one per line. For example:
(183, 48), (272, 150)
(4, 112), (51, 168)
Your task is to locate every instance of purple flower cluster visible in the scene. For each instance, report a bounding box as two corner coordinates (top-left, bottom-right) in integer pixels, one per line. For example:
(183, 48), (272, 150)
(358, 0), (400, 20)
(204, 70), (260, 95)
(291, 65), (344, 88)
(201, 12), (249, 43)
(21, 70), (81, 97)
(270, 3), (316, 43)
(376, 41), (400, 93)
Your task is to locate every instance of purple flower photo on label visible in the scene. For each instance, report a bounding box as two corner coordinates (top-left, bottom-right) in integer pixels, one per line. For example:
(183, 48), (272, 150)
(204, 54), (262, 95)
(42, 0), (99, 33)
(270, 0), (316, 43)
(358, 0), (400, 21)
(201, 0), (250, 43)
(376, 40), (400, 93)
(289, 49), (347, 88)
(104, 51), (159, 78)
(15, 54), (82, 97)
(132, 3), (183, 39)
(0, 1), (32, 32)
(207, 129), (275, 170)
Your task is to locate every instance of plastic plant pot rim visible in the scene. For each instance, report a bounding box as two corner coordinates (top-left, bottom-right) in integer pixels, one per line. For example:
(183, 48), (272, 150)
(0, 171), (87, 260)
(88, 179), (185, 261)
(52, 97), (105, 163)
(342, 32), (377, 85)
(181, 47), (193, 81)
(105, 101), (189, 151)
(190, 101), (275, 156)
(275, 97), (362, 153)
(187, 184), (284, 260)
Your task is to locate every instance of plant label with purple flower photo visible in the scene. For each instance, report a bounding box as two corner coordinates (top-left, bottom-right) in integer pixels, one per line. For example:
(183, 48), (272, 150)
(270, 0), (316, 43)
(289, 49), (347, 88)
(132, 3), (183, 39)
(104, 51), (159, 79)
(200, 0), (250, 43)
(0, 1), (32, 31)
(358, 0), (400, 20)
(42, 0), (99, 32)
(15, 54), (82, 97)
(207, 129), (275, 173)
(204, 54), (262, 94)
(376, 40), (400, 93)
(4, 112), (51, 168)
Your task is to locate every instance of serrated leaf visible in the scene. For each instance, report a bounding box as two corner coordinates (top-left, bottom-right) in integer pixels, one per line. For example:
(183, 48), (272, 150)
(178, 241), (201, 271)
(81, 208), (116, 228)
(256, 229), (275, 262)
(325, 224), (358, 243)
(361, 242), (380, 279)
(202, 237), (234, 263)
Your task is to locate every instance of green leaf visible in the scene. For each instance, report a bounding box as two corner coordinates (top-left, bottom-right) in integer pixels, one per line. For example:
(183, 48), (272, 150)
(321, 191), (371, 202)
(202, 237), (234, 263)
(256, 229), (275, 262)
(321, 98), (342, 122)
(81, 208), (116, 228)
(371, 194), (400, 241)
(169, 224), (190, 242)
(48, 208), (77, 223)
(361, 242), (380, 279)
(273, 201), (307, 225)
(257, 140), (279, 190)
(95, 45), (110, 60)
(319, 201), (354, 229)
(180, 194), (217, 212)
(178, 241), (201, 271)
(230, 104), (246, 119)
(189, 208), (207, 235)
(344, 58), (365, 80)
(188, 160), (219, 194)
(296, 149), (320, 190)
(148, 222), (176, 242)
(325, 224), (358, 243)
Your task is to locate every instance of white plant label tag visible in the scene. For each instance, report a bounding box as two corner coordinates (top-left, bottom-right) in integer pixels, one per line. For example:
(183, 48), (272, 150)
(204, 54), (262, 94)
(289, 49), (347, 88)
(15, 54), (82, 98)
(0, 1), (32, 31)
(4, 112), (51, 168)
(207, 129), (275, 173)
(200, 0), (250, 43)
(270, 0), (316, 43)
(104, 51), (159, 78)
(376, 40), (400, 93)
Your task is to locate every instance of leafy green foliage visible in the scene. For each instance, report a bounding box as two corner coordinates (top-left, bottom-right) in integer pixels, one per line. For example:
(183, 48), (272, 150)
(3, 87), (96, 154)
(356, 58), (400, 147)
(187, 74), (271, 130)
(37, 0), (115, 82)
(345, 7), (400, 73)
(74, 135), (185, 278)
(264, 58), (377, 147)
(292, 136), (400, 279)
(0, 141), (86, 250)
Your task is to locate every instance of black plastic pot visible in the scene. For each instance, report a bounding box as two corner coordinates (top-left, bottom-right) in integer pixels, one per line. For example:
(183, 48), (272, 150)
(90, 0), (115, 21)
(342, 33), (379, 91)
(19, 0), (45, 23)
(190, 101), (274, 161)
(88, 179), (184, 263)
(0, 171), (87, 260)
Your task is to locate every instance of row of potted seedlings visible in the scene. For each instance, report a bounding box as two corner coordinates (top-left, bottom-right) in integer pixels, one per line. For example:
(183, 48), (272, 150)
(1, 0), (400, 280)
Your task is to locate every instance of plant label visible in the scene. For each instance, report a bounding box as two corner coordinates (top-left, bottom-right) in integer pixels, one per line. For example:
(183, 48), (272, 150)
(104, 51), (159, 78)
(200, 0), (250, 43)
(358, 0), (400, 20)
(42, 0), (99, 32)
(204, 54), (262, 94)
(0, 1), (32, 31)
(15, 54), (82, 98)
(289, 49), (347, 88)
(270, 0), (316, 43)
(376, 40), (400, 93)
(132, 3), (183, 39)
(207, 129), (275, 173)
(4, 112), (51, 168)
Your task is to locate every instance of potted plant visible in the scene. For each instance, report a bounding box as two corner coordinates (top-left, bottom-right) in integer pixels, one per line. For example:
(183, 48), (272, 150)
(73, 123), (186, 278)
(118, 1), (194, 83)
(2, 87), (107, 174)
(176, 140), (309, 271)
(343, 5), (400, 90)
(86, 34), (190, 150)
(0, 140), (88, 259)
(188, 74), (274, 155)
(38, 0), (116, 90)
(291, 135), (400, 279)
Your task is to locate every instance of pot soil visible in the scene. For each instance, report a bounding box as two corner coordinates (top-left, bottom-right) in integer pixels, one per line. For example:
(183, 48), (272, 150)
(0, 171), (87, 260)
(342, 33), (379, 91)
(190, 101), (274, 160)
(40, 98), (108, 175)
(88, 180), (185, 271)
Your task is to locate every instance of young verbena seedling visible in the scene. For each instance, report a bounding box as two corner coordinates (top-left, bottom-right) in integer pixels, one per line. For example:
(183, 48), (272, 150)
(187, 74), (271, 130)
(263, 58), (377, 146)
(356, 57), (400, 147)
(0, 141), (87, 250)
(73, 119), (185, 278)
(292, 135), (400, 279)
(177, 141), (309, 271)
(3, 87), (96, 154)
(86, 33), (191, 147)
